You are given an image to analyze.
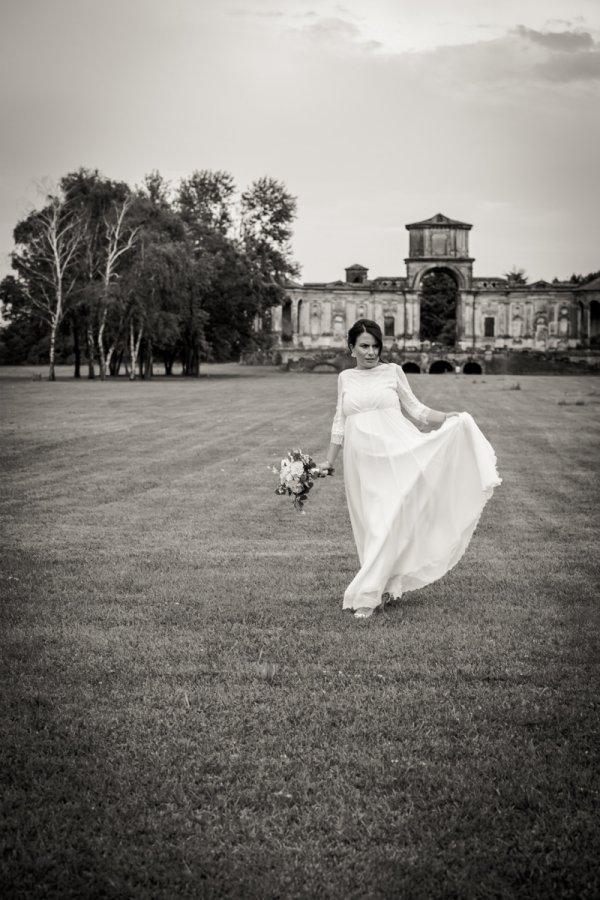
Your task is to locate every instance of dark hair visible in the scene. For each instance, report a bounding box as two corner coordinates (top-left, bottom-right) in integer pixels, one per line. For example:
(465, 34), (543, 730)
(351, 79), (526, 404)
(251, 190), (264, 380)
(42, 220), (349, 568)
(348, 318), (383, 357)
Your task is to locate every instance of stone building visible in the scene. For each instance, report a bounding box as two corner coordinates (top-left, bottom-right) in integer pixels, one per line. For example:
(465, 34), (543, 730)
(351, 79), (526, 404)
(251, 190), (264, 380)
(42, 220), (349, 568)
(269, 213), (600, 370)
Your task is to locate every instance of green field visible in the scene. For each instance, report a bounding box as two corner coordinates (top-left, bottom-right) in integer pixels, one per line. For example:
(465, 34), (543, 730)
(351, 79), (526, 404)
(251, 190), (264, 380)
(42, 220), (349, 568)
(1, 366), (599, 899)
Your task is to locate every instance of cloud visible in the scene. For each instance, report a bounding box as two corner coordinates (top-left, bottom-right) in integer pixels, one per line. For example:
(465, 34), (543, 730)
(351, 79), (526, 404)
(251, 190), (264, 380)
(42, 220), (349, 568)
(544, 18), (577, 28)
(291, 16), (383, 51)
(514, 24), (594, 51)
(538, 48), (600, 80)
(395, 25), (600, 90)
(513, 25), (600, 81)
(286, 15), (600, 84)
(228, 7), (317, 19)
(228, 7), (284, 17)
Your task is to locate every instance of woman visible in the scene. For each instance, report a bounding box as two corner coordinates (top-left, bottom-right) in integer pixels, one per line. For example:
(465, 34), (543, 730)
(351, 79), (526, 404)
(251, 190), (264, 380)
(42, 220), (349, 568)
(320, 319), (501, 619)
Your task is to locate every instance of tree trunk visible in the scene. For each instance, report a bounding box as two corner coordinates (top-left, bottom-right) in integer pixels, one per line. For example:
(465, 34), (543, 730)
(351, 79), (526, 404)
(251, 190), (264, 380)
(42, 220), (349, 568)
(182, 343), (199, 376)
(98, 305), (108, 380)
(110, 350), (123, 377)
(129, 322), (136, 380)
(129, 322), (143, 380)
(86, 324), (96, 379)
(189, 345), (199, 377)
(48, 280), (64, 382)
(143, 339), (153, 379)
(48, 315), (58, 382)
(106, 340), (116, 377)
(72, 315), (81, 378)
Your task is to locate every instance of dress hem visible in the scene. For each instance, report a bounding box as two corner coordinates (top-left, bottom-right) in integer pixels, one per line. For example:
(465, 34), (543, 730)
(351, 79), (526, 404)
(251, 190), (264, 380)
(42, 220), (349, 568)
(341, 476), (501, 611)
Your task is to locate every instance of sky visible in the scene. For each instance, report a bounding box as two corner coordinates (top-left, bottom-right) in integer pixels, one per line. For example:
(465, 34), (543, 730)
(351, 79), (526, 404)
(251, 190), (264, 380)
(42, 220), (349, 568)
(0, 0), (599, 284)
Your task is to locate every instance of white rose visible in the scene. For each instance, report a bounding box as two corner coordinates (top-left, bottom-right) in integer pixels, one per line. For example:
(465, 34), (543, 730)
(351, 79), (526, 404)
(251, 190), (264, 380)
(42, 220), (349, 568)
(290, 460), (304, 477)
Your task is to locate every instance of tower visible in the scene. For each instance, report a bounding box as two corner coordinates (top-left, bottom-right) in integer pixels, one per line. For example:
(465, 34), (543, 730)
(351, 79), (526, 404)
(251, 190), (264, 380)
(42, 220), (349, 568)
(405, 213), (474, 290)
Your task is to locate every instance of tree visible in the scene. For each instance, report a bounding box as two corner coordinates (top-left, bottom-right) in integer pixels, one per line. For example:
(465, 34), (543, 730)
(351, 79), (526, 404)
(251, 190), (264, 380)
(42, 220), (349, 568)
(177, 170), (235, 235)
(10, 192), (85, 380)
(568, 270), (600, 285)
(240, 176), (299, 284)
(1, 167), (301, 372)
(504, 267), (528, 285)
(59, 169), (141, 379)
(142, 170), (172, 210)
(0, 275), (50, 364)
(122, 233), (192, 379)
(96, 196), (140, 379)
(420, 270), (457, 345)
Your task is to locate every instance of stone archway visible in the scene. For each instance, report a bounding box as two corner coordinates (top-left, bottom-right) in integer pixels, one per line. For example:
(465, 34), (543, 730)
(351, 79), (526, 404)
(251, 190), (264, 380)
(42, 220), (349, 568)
(463, 361), (482, 374)
(402, 361), (421, 373)
(311, 362), (338, 373)
(281, 299), (293, 342)
(590, 300), (600, 346)
(418, 267), (459, 345)
(429, 359), (454, 374)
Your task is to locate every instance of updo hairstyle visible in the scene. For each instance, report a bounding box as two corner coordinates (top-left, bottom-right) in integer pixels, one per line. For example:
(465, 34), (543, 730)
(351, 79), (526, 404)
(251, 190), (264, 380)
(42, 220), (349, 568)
(347, 318), (383, 358)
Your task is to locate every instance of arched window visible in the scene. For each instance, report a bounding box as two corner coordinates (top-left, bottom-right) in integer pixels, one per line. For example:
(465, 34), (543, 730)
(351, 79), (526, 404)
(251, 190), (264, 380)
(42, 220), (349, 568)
(384, 315), (395, 337)
(591, 300), (600, 345)
(281, 299), (293, 342)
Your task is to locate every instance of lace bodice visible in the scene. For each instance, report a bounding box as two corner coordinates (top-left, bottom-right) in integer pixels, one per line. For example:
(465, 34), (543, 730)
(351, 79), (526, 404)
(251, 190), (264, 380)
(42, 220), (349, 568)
(331, 363), (431, 445)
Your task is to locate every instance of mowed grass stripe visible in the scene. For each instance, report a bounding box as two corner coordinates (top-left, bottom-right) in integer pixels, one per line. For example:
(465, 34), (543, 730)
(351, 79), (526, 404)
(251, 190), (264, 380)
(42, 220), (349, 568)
(1, 367), (599, 899)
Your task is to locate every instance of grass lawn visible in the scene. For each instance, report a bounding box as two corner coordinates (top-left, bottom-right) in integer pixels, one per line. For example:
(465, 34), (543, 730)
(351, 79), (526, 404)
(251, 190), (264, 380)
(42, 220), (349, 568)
(1, 365), (599, 899)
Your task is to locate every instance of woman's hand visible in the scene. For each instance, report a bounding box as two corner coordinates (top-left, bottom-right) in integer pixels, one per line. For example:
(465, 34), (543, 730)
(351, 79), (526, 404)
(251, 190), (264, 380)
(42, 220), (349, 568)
(317, 460), (334, 475)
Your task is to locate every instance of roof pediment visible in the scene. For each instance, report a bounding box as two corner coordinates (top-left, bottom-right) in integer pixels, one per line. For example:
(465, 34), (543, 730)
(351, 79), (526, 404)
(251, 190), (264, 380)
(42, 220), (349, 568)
(406, 212), (472, 229)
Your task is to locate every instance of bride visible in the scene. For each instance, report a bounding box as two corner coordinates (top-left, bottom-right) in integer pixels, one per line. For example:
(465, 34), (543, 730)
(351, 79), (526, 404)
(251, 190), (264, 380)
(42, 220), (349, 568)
(319, 319), (501, 619)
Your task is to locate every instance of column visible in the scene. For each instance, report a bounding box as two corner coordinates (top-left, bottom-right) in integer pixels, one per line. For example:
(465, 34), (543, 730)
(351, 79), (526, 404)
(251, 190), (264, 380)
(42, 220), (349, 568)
(321, 299), (332, 334)
(412, 296), (420, 339)
(455, 293), (463, 341)
(271, 305), (282, 334)
(291, 297), (299, 346)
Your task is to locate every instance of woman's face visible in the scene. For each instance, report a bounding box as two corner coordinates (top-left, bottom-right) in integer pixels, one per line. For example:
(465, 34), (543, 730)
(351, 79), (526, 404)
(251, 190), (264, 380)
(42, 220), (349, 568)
(351, 331), (380, 369)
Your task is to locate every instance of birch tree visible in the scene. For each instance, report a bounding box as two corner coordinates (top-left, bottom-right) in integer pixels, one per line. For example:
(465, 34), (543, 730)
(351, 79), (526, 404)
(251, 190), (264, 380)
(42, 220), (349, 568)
(11, 194), (84, 380)
(61, 168), (132, 378)
(97, 197), (140, 379)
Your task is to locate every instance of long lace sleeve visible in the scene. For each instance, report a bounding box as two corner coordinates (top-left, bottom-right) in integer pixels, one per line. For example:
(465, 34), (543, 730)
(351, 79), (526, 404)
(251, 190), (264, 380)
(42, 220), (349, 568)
(330, 373), (346, 445)
(395, 364), (431, 425)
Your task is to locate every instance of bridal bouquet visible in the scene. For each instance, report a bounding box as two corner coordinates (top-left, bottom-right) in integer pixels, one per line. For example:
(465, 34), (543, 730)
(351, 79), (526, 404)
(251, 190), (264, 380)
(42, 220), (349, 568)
(272, 449), (332, 512)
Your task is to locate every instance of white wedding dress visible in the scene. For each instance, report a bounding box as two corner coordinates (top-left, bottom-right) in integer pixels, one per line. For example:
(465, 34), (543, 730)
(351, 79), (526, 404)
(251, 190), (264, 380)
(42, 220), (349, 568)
(331, 363), (501, 611)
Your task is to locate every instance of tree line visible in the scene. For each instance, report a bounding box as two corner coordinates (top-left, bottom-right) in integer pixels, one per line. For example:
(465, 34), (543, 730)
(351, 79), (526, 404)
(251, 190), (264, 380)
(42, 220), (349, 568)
(0, 168), (298, 379)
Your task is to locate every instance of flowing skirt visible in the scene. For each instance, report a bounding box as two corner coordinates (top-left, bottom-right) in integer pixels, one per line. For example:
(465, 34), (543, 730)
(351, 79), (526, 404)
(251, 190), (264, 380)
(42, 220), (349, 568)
(342, 410), (501, 610)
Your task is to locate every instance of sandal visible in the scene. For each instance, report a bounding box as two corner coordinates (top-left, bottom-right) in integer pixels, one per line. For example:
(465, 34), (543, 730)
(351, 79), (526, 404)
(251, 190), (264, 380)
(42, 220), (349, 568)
(354, 607), (374, 619)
